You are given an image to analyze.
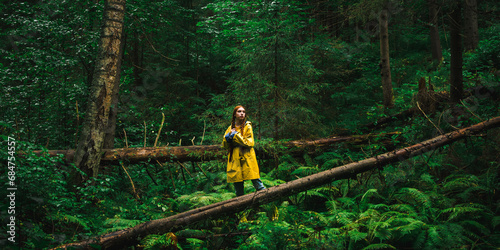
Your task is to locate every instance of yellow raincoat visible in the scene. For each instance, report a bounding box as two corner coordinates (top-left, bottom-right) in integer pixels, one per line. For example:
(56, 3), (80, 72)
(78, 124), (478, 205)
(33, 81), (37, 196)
(222, 121), (260, 183)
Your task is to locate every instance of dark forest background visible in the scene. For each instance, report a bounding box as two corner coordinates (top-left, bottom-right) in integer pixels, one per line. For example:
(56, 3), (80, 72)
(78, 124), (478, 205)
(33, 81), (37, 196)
(1, 0), (499, 249)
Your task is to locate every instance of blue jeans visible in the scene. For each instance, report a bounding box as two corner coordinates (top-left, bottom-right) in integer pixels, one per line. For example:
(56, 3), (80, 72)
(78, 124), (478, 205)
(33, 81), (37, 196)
(234, 179), (266, 196)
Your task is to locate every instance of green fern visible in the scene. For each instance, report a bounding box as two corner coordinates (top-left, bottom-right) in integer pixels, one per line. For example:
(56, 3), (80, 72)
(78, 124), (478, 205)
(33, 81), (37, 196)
(389, 204), (417, 217)
(101, 217), (142, 233)
(337, 197), (357, 209)
(326, 199), (340, 212)
(370, 203), (389, 211)
(419, 173), (436, 186)
(443, 174), (480, 192)
(141, 233), (179, 250)
(47, 213), (89, 229)
(177, 191), (230, 209)
(333, 211), (356, 226)
(360, 189), (379, 203)
(425, 226), (442, 249)
(396, 188), (432, 208)
(458, 220), (489, 243)
(441, 203), (485, 221)
(291, 165), (320, 177)
(348, 229), (368, 242)
(392, 218), (425, 236)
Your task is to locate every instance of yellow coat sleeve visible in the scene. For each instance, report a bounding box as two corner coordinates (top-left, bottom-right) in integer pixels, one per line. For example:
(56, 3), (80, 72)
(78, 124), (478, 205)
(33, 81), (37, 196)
(222, 126), (232, 149)
(232, 122), (255, 148)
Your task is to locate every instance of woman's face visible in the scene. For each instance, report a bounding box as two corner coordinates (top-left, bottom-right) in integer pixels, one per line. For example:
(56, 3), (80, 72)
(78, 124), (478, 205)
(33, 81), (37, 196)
(235, 107), (246, 121)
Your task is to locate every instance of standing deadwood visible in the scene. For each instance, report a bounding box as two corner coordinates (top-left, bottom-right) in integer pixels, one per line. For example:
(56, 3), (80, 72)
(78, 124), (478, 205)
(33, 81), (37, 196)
(379, 7), (394, 108)
(73, 0), (126, 184)
(449, 1), (464, 103)
(428, 0), (442, 62)
(463, 0), (479, 51)
(54, 116), (500, 249)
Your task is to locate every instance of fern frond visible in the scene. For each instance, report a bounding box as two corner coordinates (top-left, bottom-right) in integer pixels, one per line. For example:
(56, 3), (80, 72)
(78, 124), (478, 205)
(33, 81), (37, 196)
(441, 203), (485, 221)
(358, 209), (380, 223)
(314, 185), (340, 197)
(443, 175), (480, 192)
(291, 166), (320, 177)
(141, 233), (178, 250)
(396, 188), (431, 208)
(101, 217), (142, 233)
(337, 197), (357, 209)
(348, 229), (368, 242)
(389, 204), (417, 216)
(370, 203), (389, 212)
(304, 188), (329, 199)
(393, 218), (425, 236)
(413, 230), (427, 249)
(360, 189), (378, 203)
(426, 226), (441, 249)
(326, 199), (340, 213)
(261, 177), (286, 187)
(459, 220), (489, 241)
(420, 173), (436, 186)
(368, 219), (392, 241)
(333, 211), (356, 226)
(47, 213), (89, 229)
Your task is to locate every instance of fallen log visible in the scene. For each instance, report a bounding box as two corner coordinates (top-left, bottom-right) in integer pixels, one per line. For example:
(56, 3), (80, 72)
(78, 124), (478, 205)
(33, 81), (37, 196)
(30, 133), (399, 164)
(53, 116), (500, 249)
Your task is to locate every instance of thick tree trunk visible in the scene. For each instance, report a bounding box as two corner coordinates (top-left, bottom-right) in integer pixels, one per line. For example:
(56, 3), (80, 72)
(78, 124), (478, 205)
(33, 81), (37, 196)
(33, 133), (398, 164)
(73, 0), (126, 183)
(428, 0), (442, 62)
(103, 30), (124, 149)
(54, 116), (500, 249)
(464, 0), (478, 51)
(379, 8), (394, 108)
(449, 1), (463, 103)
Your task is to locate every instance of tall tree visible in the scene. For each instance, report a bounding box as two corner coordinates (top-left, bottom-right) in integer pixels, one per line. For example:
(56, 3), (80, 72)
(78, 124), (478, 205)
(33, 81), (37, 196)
(73, 0), (126, 183)
(464, 0), (479, 51)
(379, 5), (394, 108)
(349, 0), (395, 109)
(449, 1), (463, 102)
(428, 0), (443, 62)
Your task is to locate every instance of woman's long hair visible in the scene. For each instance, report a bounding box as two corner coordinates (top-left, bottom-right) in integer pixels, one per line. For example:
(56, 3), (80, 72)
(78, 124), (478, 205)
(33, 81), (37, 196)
(231, 105), (247, 134)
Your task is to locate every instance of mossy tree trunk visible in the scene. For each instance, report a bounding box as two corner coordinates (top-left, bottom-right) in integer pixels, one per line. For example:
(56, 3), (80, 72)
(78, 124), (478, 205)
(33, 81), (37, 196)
(73, 0), (126, 184)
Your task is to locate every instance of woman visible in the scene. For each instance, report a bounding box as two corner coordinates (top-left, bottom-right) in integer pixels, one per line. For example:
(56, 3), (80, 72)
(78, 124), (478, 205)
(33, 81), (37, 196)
(222, 105), (265, 196)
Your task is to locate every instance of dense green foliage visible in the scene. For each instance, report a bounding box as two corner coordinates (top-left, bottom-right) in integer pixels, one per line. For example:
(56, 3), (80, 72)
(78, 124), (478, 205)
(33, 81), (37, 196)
(1, 0), (499, 249)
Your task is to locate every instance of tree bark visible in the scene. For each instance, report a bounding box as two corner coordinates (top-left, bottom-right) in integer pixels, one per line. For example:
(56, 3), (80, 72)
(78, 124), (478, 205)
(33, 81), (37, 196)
(103, 27), (125, 150)
(32, 133), (399, 164)
(54, 116), (500, 249)
(379, 8), (394, 108)
(73, 0), (126, 184)
(428, 0), (442, 62)
(449, 1), (464, 103)
(464, 0), (478, 51)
